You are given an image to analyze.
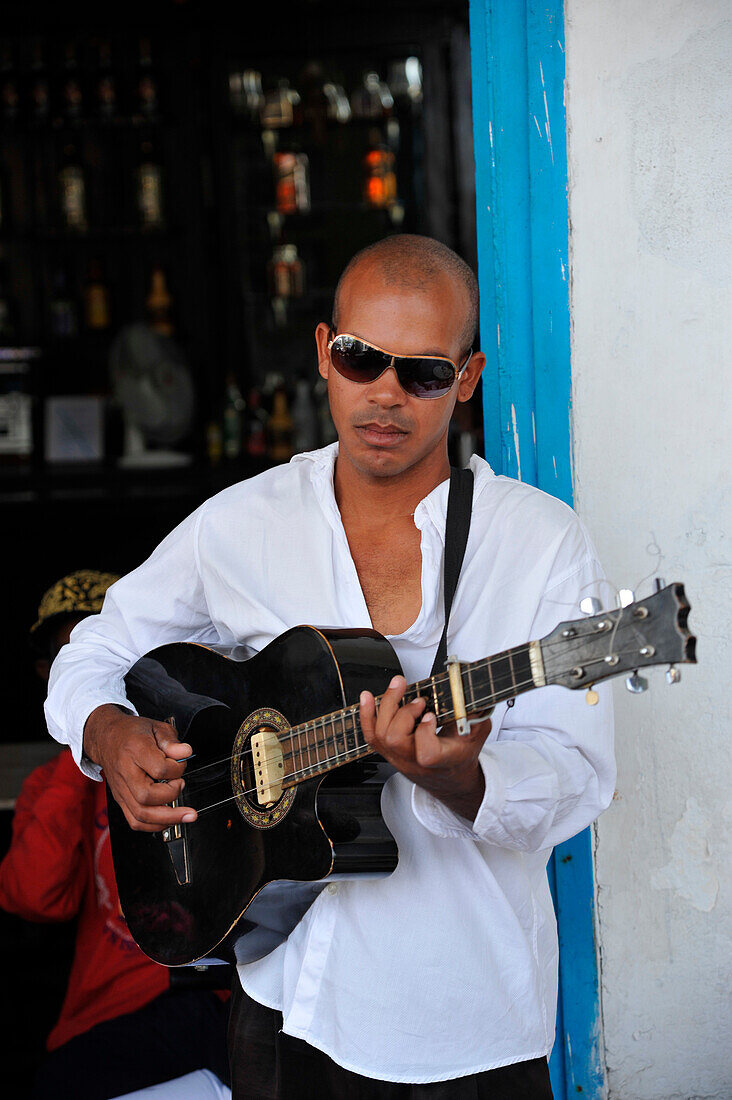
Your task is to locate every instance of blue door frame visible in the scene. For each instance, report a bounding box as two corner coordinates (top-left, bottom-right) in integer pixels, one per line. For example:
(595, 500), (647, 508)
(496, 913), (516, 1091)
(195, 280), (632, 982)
(468, 3), (605, 1097)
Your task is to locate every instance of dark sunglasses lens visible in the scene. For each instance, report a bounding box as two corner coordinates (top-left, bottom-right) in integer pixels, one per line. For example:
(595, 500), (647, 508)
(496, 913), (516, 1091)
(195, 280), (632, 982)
(397, 358), (456, 398)
(330, 339), (388, 383)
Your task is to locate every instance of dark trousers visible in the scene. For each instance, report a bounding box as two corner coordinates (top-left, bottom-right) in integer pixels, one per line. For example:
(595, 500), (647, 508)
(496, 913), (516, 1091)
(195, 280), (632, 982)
(228, 981), (554, 1100)
(32, 988), (231, 1100)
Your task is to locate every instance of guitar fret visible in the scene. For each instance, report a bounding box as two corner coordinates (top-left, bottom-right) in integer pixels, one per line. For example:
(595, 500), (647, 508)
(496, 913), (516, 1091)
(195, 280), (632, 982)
(285, 643), (542, 788)
(507, 649), (517, 694)
(431, 677), (440, 717)
(466, 663), (475, 709)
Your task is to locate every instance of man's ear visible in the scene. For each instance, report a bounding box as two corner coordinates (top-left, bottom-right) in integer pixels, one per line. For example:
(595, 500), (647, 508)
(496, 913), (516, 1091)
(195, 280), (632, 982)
(315, 322), (331, 381)
(456, 351), (486, 403)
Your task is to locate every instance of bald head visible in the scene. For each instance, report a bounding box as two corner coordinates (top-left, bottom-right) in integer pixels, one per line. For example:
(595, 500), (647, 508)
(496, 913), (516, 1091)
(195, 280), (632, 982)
(333, 235), (479, 355)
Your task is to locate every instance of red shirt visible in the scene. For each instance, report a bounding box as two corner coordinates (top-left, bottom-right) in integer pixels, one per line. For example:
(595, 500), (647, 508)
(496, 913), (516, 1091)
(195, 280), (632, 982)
(0, 749), (170, 1050)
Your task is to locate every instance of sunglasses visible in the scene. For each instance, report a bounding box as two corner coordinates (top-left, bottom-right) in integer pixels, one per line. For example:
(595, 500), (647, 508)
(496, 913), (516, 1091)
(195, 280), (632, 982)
(327, 330), (472, 400)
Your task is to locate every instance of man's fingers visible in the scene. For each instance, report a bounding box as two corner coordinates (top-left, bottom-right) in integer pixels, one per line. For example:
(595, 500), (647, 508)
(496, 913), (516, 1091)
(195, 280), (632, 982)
(413, 714), (492, 769)
(360, 677), (427, 753)
(118, 795), (197, 833)
(151, 720), (193, 761)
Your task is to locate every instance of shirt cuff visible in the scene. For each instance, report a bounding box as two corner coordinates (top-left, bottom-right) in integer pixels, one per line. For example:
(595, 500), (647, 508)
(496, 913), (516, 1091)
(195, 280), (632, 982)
(410, 754), (506, 840)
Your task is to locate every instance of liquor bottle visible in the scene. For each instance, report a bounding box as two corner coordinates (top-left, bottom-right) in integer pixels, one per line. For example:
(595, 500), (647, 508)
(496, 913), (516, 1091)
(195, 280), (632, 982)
(222, 372), (245, 460)
(49, 267), (78, 340)
(84, 259), (111, 331)
(0, 44), (20, 127)
(61, 40), (84, 124)
(58, 141), (88, 232)
(387, 57), (423, 107)
(94, 39), (117, 122)
(268, 386), (293, 462)
(351, 72), (393, 120)
(29, 38), (51, 125)
(291, 378), (318, 453)
(135, 136), (165, 230)
(260, 78), (300, 129)
(267, 244), (304, 299)
(135, 38), (159, 122)
(145, 264), (173, 336)
(245, 387), (268, 457)
(363, 142), (397, 209)
(273, 152), (310, 214)
(230, 69), (263, 122)
(323, 83), (351, 123)
(206, 419), (223, 466)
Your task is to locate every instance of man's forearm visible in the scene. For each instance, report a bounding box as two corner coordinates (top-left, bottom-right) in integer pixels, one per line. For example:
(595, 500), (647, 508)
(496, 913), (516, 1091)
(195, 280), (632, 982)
(415, 763), (486, 823)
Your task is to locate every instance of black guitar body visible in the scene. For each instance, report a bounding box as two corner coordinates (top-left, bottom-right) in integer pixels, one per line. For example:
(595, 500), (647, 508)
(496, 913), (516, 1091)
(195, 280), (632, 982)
(107, 627), (402, 967)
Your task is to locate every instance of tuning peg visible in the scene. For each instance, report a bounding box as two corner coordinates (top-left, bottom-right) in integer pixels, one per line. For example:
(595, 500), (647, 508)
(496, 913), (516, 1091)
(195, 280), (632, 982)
(617, 589), (634, 608)
(580, 596), (602, 615)
(666, 665), (681, 684)
(654, 577), (666, 592)
(625, 671), (648, 694)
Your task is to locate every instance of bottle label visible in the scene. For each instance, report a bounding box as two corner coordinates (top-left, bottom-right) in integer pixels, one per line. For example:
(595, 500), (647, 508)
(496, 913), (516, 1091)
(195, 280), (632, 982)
(59, 167), (87, 230)
(136, 165), (164, 228)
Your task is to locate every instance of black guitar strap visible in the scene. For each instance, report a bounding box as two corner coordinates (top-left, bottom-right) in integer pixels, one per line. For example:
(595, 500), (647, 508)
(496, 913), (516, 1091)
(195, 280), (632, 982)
(430, 466), (475, 677)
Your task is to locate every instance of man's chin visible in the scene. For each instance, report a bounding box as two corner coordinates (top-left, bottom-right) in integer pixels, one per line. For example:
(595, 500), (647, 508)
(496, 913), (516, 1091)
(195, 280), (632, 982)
(342, 439), (421, 479)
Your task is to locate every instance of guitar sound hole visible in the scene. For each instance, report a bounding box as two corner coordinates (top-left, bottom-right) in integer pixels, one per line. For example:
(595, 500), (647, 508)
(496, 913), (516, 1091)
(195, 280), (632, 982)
(231, 710), (296, 829)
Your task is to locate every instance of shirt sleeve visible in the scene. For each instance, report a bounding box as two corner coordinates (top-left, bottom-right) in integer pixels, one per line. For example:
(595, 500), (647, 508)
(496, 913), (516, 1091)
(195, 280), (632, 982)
(44, 503), (220, 777)
(412, 550), (617, 851)
(0, 750), (90, 921)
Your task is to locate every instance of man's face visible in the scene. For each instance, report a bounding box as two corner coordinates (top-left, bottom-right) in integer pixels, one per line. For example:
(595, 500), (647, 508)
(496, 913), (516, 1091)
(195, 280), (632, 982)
(316, 265), (484, 481)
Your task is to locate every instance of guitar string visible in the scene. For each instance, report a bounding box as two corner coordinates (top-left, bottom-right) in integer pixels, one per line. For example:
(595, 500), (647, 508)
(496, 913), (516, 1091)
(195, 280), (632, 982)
(173, 597), (645, 788)
(180, 626), (644, 791)
(188, 669), (568, 817)
(175, 628), (583, 785)
(189, 607), (665, 815)
(179, 660), (522, 787)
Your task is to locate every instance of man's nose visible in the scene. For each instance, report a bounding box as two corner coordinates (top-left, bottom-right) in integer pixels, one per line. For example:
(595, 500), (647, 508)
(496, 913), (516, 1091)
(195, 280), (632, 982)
(365, 364), (407, 404)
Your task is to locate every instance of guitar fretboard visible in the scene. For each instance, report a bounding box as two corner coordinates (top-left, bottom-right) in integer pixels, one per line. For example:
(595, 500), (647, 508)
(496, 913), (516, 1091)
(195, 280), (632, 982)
(278, 643), (536, 787)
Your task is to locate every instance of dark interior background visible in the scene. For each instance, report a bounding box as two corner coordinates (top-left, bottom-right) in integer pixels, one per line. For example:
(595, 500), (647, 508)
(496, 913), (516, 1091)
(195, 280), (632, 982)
(0, 0), (476, 1087)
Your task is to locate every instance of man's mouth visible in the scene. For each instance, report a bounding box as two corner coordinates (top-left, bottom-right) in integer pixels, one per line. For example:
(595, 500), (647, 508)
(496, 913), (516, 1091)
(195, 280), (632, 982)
(353, 421), (410, 446)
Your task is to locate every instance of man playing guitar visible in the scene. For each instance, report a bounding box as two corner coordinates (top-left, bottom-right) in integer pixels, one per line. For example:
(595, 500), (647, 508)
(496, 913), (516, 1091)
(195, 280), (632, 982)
(46, 235), (615, 1098)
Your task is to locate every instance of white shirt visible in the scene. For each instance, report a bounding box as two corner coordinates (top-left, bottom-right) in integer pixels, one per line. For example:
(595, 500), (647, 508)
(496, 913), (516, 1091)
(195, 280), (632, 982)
(46, 444), (615, 1083)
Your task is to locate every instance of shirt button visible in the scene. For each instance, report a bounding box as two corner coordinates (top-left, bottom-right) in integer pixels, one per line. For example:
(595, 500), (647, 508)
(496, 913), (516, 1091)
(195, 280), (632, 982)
(326, 883), (338, 895)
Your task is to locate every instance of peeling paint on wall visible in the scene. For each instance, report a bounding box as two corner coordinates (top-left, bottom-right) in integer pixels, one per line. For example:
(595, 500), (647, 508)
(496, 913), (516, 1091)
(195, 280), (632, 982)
(650, 798), (719, 912)
(623, 21), (732, 283)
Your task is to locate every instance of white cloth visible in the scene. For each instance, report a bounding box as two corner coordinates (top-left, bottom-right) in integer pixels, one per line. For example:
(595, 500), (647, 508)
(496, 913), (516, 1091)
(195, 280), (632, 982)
(112, 1070), (230, 1099)
(46, 444), (615, 1084)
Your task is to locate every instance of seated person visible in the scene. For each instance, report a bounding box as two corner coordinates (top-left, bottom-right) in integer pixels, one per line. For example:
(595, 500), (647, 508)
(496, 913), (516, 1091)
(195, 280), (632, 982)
(0, 571), (230, 1100)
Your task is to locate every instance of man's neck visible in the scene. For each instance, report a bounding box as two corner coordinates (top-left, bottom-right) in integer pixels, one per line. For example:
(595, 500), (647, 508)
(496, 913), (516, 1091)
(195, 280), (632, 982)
(334, 448), (452, 527)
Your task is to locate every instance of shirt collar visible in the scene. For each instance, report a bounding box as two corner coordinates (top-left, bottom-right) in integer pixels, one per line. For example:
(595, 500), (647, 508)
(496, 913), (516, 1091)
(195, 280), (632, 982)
(292, 444), (494, 543)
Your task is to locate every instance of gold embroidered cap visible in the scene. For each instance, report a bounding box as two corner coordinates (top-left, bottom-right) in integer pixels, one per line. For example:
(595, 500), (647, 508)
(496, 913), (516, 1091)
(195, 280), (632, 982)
(31, 569), (120, 635)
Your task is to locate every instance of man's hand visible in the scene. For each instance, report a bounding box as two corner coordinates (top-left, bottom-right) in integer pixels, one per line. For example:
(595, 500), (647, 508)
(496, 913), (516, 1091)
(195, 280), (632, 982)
(359, 676), (492, 822)
(83, 704), (198, 833)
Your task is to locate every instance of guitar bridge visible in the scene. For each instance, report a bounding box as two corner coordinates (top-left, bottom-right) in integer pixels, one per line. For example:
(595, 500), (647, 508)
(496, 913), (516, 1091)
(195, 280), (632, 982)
(250, 726), (285, 806)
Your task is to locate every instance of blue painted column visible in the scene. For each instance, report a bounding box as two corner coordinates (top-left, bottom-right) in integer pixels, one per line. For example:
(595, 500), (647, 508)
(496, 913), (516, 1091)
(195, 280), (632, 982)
(469, 3), (605, 1098)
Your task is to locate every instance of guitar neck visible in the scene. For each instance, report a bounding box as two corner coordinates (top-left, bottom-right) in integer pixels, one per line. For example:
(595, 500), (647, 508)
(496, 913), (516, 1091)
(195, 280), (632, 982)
(280, 642), (538, 789)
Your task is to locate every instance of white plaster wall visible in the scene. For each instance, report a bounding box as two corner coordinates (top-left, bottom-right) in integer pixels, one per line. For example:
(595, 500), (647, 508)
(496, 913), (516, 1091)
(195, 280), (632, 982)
(564, 2), (732, 1098)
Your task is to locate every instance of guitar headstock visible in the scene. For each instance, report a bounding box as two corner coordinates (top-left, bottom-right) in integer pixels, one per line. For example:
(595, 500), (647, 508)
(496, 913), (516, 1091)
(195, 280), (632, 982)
(540, 582), (696, 691)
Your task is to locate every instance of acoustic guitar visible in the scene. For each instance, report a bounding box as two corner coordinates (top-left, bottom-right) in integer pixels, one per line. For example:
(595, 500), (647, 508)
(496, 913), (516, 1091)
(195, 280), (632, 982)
(107, 582), (695, 967)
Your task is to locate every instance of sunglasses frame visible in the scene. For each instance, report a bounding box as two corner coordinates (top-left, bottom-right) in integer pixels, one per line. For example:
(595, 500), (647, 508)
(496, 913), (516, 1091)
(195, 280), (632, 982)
(327, 329), (473, 399)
